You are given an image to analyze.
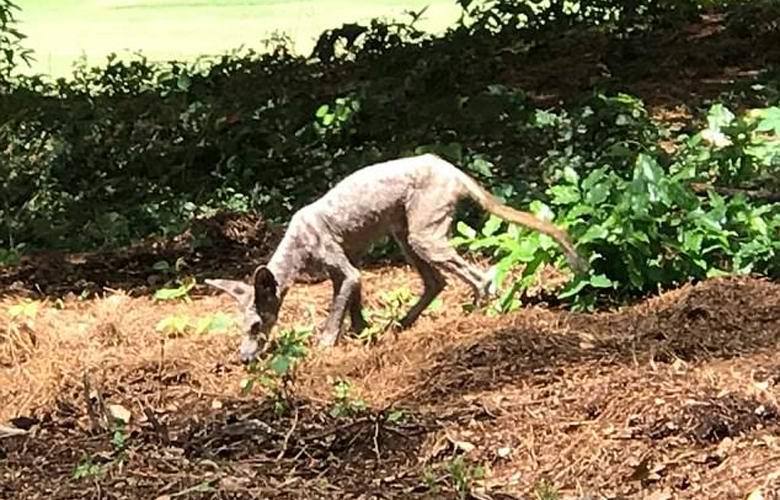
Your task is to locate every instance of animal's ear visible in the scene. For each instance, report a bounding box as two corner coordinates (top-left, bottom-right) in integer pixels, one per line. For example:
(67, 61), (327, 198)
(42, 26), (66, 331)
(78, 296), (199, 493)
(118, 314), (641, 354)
(253, 266), (277, 298)
(204, 278), (254, 305)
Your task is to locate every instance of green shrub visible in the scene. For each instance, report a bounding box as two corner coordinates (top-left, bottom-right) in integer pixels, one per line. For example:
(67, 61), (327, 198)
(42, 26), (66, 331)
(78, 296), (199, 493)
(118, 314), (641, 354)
(455, 102), (779, 310)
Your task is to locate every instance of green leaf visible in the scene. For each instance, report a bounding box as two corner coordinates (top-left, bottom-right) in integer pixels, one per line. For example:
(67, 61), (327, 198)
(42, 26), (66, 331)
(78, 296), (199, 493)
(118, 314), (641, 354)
(315, 104), (329, 118)
(154, 288), (183, 300)
(557, 276), (588, 299)
(529, 200), (555, 221)
(636, 153), (663, 185)
(562, 166), (579, 185)
(534, 109), (557, 127)
(753, 106), (780, 135)
(589, 274), (614, 288)
(514, 236), (540, 262)
(749, 213), (768, 236)
(176, 73), (191, 91)
(682, 231), (704, 253)
(155, 314), (190, 335)
(152, 260), (171, 272)
(481, 214), (503, 237)
(582, 168), (607, 192)
(706, 103), (735, 131)
(585, 181), (611, 205)
(706, 268), (730, 278)
(469, 157), (494, 177)
(549, 185), (580, 205)
(194, 312), (234, 335)
(268, 355), (292, 376)
(456, 221), (477, 239)
(579, 224), (609, 243)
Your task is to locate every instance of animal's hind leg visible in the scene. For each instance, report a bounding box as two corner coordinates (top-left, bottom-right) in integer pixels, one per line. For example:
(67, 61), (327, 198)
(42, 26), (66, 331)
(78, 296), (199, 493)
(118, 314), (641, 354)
(348, 280), (368, 334)
(405, 194), (492, 304)
(392, 230), (446, 329)
(409, 236), (490, 303)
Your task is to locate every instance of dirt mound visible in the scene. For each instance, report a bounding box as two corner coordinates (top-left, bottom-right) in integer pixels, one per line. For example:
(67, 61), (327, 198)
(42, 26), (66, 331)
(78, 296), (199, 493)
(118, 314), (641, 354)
(1, 269), (779, 498)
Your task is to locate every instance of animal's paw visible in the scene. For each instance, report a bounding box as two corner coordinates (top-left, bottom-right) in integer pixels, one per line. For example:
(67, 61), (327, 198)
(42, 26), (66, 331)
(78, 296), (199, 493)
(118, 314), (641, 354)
(238, 335), (262, 365)
(315, 330), (339, 348)
(482, 265), (499, 298)
(351, 317), (369, 335)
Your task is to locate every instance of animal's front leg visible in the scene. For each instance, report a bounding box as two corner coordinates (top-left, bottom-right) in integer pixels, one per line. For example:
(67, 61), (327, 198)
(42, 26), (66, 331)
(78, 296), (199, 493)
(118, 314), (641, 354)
(317, 266), (361, 347)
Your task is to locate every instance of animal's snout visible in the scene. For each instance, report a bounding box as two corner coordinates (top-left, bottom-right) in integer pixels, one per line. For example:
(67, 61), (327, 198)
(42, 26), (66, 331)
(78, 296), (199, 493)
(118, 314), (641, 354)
(238, 335), (263, 365)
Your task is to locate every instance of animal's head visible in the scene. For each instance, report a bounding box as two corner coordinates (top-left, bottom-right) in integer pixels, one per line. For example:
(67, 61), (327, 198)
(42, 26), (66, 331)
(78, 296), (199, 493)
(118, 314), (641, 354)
(205, 266), (281, 364)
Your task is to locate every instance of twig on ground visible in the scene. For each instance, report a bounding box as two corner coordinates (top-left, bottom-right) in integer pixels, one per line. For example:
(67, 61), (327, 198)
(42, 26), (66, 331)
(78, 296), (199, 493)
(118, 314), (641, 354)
(0, 424), (28, 439)
(142, 402), (170, 445)
(82, 372), (102, 432)
(373, 414), (382, 463)
(276, 404), (299, 460)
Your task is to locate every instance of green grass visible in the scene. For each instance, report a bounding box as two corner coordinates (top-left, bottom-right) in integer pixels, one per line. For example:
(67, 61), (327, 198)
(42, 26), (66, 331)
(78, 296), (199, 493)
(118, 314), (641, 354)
(18, 0), (460, 78)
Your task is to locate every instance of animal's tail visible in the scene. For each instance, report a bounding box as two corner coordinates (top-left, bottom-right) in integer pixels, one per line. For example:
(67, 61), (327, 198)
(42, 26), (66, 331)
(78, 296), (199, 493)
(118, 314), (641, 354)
(452, 164), (587, 273)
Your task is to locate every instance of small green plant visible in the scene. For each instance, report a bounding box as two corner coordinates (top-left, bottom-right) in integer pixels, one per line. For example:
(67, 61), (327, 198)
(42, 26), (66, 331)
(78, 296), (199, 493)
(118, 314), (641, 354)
(153, 276), (196, 302)
(422, 467), (440, 494)
(193, 312), (234, 335)
(155, 311), (234, 337)
(386, 409), (407, 424)
(358, 286), (442, 343)
(0, 247), (21, 267)
(154, 313), (191, 337)
(534, 478), (561, 500)
(110, 423), (128, 455)
(329, 378), (366, 418)
(8, 299), (39, 322)
(72, 453), (105, 480)
(447, 456), (485, 500)
(108, 420), (130, 467)
(241, 325), (313, 403)
(0, 0), (34, 80)
(71, 413), (131, 480)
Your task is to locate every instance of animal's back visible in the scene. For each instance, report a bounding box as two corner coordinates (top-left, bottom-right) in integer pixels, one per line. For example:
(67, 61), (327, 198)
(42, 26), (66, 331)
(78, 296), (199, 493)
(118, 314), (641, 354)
(298, 154), (463, 246)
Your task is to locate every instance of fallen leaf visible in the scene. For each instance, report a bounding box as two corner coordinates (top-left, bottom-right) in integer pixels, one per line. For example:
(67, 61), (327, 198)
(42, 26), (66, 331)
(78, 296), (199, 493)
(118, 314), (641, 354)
(497, 446), (511, 458)
(108, 404), (132, 424)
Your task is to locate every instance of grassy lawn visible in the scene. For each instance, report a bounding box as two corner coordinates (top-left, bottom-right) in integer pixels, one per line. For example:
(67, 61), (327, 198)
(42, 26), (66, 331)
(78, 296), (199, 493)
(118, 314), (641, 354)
(18, 0), (460, 78)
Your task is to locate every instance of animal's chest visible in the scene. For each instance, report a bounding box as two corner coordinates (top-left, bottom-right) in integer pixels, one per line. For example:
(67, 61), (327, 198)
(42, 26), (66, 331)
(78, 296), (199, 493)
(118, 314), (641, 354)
(315, 191), (405, 256)
(338, 204), (402, 251)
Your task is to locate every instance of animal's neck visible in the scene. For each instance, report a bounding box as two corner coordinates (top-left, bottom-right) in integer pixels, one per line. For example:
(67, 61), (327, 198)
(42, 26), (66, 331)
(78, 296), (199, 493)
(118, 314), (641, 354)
(266, 225), (306, 295)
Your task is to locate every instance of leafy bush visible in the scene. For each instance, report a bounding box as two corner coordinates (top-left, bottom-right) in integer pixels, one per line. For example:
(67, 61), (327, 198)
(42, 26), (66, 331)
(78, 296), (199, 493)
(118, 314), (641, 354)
(455, 102), (779, 310)
(0, 0), (33, 85)
(0, 0), (733, 254)
(456, 0), (699, 36)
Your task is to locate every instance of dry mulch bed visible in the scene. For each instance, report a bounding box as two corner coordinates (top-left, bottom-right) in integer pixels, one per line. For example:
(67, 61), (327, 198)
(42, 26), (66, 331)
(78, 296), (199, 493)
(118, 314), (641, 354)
(1, 263), (779, 499)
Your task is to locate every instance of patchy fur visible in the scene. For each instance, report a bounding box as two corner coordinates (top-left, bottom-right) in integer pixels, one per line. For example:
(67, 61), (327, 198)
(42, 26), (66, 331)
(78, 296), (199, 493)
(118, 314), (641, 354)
(207, 154), (585, 363)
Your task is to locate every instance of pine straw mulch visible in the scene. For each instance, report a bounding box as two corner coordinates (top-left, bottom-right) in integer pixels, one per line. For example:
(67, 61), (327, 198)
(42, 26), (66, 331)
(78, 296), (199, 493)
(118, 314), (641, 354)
(1, 267), (779, 499)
